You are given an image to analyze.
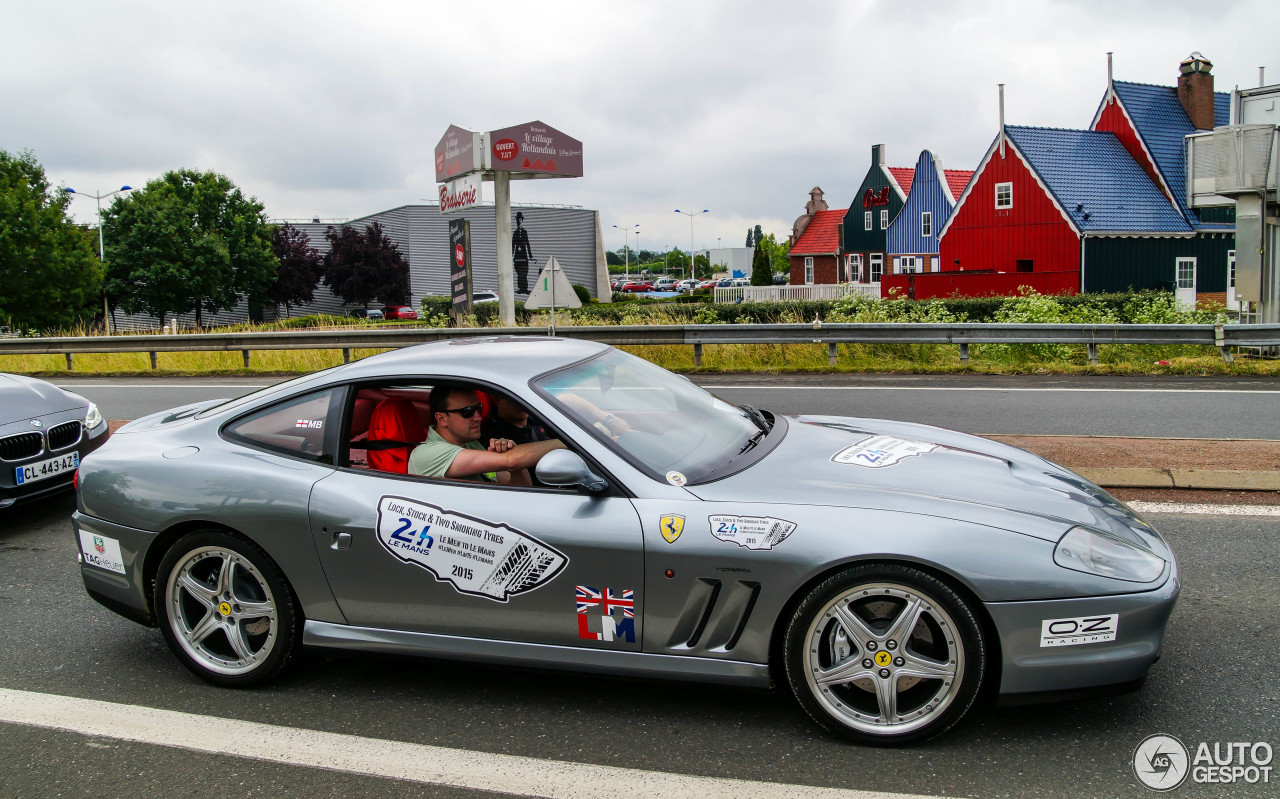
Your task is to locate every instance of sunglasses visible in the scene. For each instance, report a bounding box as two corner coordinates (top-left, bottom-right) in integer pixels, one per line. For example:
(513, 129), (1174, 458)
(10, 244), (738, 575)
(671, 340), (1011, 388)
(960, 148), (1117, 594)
(441, 403), (483, 419)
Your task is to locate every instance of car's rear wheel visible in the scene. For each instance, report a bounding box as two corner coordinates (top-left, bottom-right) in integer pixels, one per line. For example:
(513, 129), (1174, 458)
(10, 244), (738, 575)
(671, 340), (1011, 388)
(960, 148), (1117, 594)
(784, 564), (986, 745)
(155, 529), (300, 687)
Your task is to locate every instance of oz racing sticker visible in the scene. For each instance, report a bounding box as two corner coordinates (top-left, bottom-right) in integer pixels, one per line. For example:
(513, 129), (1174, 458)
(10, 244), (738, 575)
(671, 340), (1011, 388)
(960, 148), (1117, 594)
(709, 514), (797, 551)
(376, 496), (567, 602)
(831, 434), (937, 468)
(78, 531), (126, 574)
(1039, 613), (1118, 647)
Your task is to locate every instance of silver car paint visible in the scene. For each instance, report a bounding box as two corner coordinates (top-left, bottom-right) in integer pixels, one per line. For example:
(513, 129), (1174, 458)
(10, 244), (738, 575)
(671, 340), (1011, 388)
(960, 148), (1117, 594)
(73, 337), (1178, 698)
(2, 373), (109, 506)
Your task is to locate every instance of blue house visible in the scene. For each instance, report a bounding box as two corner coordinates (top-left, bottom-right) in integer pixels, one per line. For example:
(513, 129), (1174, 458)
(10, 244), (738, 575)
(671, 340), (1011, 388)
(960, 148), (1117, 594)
(885, 150), (973, 274)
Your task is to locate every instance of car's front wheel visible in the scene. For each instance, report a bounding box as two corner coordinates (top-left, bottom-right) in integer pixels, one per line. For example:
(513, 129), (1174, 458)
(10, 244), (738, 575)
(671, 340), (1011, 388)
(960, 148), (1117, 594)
(784, 564), (986, 745)
(155, 529), (300, 687)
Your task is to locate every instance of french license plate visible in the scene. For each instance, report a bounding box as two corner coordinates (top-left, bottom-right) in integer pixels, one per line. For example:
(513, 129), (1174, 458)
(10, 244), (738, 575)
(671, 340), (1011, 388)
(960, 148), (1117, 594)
(15, 452), (78, 485)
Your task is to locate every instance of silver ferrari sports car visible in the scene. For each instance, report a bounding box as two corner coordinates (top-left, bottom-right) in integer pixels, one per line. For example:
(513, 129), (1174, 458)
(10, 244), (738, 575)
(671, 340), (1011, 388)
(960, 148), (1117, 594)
(73, 338), (1178, 745)
(1, 373), (109, 509)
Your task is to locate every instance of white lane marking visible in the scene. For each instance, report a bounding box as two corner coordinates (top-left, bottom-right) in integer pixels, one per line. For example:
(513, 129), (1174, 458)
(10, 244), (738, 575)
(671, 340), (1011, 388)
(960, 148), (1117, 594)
(703, 385), (1280, 395)
(1128, 501), (1280, 517)
(0, 688), (947, 799)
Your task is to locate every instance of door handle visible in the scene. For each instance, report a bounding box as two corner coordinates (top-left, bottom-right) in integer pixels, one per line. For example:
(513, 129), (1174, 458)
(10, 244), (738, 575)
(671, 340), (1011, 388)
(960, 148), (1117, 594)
(330, 531), (352, 550)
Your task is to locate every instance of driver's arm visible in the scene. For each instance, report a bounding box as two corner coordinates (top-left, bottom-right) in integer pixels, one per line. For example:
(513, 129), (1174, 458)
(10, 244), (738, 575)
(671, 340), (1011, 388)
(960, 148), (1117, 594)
(445, 438), (565, 480)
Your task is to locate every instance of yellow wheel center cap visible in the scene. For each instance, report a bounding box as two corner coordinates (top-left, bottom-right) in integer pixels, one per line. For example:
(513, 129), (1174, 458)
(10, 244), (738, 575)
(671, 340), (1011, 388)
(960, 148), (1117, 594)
(218, 601), (232, 617)
(874, 650), (892, 668)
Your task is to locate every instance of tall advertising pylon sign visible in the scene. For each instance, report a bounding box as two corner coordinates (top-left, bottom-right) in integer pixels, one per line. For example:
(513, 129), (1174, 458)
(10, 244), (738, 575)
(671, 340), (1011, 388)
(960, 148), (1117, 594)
(434, 121), (583, 325)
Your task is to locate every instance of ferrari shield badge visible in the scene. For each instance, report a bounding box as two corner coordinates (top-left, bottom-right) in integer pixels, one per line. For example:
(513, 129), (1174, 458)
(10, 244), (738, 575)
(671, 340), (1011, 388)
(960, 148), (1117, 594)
(659, 514), (685, 544)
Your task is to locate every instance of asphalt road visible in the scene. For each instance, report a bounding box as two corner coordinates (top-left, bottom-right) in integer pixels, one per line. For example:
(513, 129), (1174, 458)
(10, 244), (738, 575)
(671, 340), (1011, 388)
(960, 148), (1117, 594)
(52, 373), (1280, 439)
(1, 494), (1277, 798)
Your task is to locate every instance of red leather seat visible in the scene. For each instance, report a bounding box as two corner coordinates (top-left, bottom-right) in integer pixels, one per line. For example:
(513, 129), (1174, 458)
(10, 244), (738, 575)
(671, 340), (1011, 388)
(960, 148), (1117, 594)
(367, 398), (427, 474)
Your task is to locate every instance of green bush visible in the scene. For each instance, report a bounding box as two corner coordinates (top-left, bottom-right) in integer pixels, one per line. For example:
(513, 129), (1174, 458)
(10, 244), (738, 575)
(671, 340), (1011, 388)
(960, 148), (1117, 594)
(571, 283), (592, 304)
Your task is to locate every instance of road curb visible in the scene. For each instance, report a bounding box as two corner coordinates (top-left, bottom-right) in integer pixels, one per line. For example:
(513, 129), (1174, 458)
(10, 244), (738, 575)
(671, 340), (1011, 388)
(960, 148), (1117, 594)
(1074, 467), (1280, 491)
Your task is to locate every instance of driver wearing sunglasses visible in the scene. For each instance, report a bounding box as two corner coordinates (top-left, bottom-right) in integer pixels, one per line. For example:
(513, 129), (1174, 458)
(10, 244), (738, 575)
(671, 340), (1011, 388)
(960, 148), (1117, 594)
(409, 384), (565, 485)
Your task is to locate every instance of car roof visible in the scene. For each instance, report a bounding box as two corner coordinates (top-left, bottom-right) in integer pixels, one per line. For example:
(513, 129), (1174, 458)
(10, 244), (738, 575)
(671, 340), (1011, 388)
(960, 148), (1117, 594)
(327, 335), (610, 385)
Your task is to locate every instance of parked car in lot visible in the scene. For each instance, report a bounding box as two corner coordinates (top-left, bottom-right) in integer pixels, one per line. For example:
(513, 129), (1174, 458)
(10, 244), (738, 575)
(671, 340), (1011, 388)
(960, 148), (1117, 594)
(651, 277), (679, 292)
(72, 338), (1180, 745)
(675, 279), (699, 292)
(1, 373), (110, 509)
(382, 306), (419, 321)
(617, 281), (654, 293)
(349, 309), (384, 320)
(697, 279), (718, 290)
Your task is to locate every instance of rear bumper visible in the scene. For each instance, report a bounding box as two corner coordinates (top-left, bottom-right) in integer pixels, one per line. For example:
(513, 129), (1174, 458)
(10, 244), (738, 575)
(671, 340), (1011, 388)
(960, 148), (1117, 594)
(987, 565), (1180, 700)
(71, 510), (158, 627)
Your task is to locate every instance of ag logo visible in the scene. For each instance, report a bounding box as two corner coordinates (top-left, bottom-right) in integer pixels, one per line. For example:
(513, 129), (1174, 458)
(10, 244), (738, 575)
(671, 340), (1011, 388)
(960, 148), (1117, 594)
(659, 515), (685, 544)
(1133, 734), (1189, 791)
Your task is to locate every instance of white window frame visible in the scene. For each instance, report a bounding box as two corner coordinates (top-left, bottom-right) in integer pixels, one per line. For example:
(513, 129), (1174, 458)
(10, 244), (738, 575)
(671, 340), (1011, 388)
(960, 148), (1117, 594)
(842, 254), (854, 282)
(930, 256), (940, 273)
(1228, 249), (1236, 289)
(892, 257), (901, 275)
(804, 256), (814, 285)
(864, 211), (872, 231)
(850, 253), (863, 282)
(869, 253), (883, 283)
(880, 209), (889, 229)
(995, 182), (1013, 209)
(1176, 257), (1196, 289)
(921, 211), (932, 237)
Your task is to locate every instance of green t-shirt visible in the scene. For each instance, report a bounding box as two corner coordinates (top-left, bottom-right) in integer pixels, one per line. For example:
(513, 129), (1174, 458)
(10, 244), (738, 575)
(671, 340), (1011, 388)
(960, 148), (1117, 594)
(408, 427), (496, 481)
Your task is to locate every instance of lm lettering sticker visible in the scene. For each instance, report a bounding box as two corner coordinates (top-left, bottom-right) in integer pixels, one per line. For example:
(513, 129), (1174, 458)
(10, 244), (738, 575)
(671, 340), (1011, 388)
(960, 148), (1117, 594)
(376, 496), (567, 602)
(831, 434), (937, 468)
(709, 514), (797, 551)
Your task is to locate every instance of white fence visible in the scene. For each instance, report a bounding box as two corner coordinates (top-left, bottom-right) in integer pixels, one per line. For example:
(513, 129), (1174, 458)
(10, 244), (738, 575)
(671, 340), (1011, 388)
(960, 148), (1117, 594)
(713, 283), (880, 304)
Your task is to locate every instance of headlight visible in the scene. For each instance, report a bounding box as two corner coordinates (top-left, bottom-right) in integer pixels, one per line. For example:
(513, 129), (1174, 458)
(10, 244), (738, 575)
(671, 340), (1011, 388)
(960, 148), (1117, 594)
(1054, 526), (1166, 583)
(84, 402), (103, 430)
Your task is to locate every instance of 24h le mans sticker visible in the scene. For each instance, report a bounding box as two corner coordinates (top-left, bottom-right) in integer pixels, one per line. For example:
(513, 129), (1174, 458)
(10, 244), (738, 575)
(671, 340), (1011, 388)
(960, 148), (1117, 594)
(831, 434), (938, 468)
(376, 496), (567, 602)
(709, 514), (797, 551)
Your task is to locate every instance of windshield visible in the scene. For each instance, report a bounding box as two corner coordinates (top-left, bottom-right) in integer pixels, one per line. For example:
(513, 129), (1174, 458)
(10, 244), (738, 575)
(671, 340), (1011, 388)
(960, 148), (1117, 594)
(533, 349), (765, 484)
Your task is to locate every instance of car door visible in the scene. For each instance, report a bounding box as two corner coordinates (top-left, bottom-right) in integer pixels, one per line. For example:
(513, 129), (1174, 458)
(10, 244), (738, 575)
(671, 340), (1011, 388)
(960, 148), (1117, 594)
(308, 468), (645, 651)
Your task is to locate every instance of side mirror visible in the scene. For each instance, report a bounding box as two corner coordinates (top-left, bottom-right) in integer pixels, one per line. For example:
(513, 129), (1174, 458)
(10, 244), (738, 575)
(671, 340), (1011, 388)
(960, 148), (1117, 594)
(536, 450), (608, 494)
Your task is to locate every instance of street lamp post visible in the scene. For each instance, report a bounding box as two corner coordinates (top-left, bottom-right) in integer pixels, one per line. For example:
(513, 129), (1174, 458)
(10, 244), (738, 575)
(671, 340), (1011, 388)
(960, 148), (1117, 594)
(64, 185), (133, 335)
(612, 223), (639, 281)
(674, 209), (709, 280)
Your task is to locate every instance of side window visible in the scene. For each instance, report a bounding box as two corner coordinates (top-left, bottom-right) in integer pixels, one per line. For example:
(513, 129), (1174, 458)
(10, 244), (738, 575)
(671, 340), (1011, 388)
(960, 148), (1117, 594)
(224, 389), (338, 464)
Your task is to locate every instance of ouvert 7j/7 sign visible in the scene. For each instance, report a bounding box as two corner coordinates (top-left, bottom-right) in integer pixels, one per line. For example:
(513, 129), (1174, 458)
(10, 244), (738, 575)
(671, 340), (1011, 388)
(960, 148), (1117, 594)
(488, 121), (583, 178)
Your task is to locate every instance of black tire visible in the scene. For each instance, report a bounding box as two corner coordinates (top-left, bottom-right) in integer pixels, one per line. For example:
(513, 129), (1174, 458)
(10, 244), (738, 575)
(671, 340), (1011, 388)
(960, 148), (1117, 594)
(154, 529), (301, 687)
(783, 563), (986, 746)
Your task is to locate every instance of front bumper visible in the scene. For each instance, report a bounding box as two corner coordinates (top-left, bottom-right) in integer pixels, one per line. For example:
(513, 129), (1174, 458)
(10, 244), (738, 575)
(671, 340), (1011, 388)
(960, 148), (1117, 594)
(71, 510), (159, 627)
(0, 421), (109, 508)
(987, 564), (1181, 699)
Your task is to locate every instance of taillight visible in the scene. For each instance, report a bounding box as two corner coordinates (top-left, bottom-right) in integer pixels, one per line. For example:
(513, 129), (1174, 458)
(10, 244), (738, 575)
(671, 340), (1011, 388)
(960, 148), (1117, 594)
(73, 470), (78, 490)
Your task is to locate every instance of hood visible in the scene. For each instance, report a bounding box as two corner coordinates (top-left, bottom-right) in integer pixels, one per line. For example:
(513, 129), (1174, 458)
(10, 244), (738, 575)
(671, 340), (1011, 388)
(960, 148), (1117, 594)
(688, 415), (1167, 555)
(0, 373), (84, 423)
(112, 399), (229, 435)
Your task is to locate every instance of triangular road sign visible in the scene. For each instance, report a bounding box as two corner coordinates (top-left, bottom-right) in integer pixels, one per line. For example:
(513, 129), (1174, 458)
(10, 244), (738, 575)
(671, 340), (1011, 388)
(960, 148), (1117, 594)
(523, 256), (582, 310)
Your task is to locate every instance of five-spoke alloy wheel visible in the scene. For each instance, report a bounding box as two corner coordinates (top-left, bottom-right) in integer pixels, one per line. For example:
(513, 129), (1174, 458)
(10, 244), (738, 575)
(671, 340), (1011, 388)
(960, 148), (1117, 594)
(785, 564), (986, 745)
(155, 529), (300, 686)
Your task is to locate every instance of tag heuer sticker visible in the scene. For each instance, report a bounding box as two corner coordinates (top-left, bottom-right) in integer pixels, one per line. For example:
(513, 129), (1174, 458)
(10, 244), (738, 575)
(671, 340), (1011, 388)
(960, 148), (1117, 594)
(659, 514), (685, 543)
(376, 496), (566, 602)
(831, 435), (937, 468)
(77, 531), (125, 574)
(709, 514), (797, 551)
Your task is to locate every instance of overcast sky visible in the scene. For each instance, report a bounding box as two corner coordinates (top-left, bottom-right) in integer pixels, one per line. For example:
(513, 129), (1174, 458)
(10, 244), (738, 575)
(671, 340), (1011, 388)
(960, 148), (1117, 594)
(5, 0), (1276, 253)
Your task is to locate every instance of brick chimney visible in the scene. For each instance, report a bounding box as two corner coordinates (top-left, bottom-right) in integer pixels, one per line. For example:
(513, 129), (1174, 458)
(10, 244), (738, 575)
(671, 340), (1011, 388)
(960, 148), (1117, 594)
(1177, 52), (1216, 131)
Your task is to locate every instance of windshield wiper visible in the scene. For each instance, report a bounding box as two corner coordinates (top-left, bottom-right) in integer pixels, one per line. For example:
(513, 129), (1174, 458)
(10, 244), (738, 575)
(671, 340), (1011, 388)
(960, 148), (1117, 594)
(737, 426), (768, 454)
(739, 403), (770, 432)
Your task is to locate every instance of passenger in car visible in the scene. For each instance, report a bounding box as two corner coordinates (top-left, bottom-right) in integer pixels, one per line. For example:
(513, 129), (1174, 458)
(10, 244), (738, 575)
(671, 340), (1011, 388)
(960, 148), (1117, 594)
(481, 394), (553, 447)
(409, 384), (564, 485)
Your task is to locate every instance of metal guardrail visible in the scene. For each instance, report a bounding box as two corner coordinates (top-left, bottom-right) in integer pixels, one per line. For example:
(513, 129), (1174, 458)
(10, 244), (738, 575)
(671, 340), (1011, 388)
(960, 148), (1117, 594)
(1, 322), (1277, 369)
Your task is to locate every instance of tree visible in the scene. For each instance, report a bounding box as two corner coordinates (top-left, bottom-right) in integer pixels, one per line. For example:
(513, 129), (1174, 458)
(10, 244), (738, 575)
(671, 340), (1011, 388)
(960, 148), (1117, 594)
(605, 249), (623, 266)
(750, 241), (772, 286)
(664, 248), (690, 277)
(753, 225), (764, 249)
(692, 253), (712, 279)
(0, 149), (103, 332)
(745, 228), (754, 248)
(103, 169), (276, 328)
(322, 222), (410, 308)
(269, 223), (324, 316)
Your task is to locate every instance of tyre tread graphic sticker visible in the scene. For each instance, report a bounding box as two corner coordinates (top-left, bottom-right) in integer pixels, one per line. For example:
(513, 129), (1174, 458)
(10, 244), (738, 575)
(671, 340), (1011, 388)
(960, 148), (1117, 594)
(375, 495), (567, 602)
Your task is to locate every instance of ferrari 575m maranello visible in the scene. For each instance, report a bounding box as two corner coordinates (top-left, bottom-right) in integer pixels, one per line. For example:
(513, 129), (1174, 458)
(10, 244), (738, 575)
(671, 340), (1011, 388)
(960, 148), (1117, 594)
(73, 338), (1178, 744)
